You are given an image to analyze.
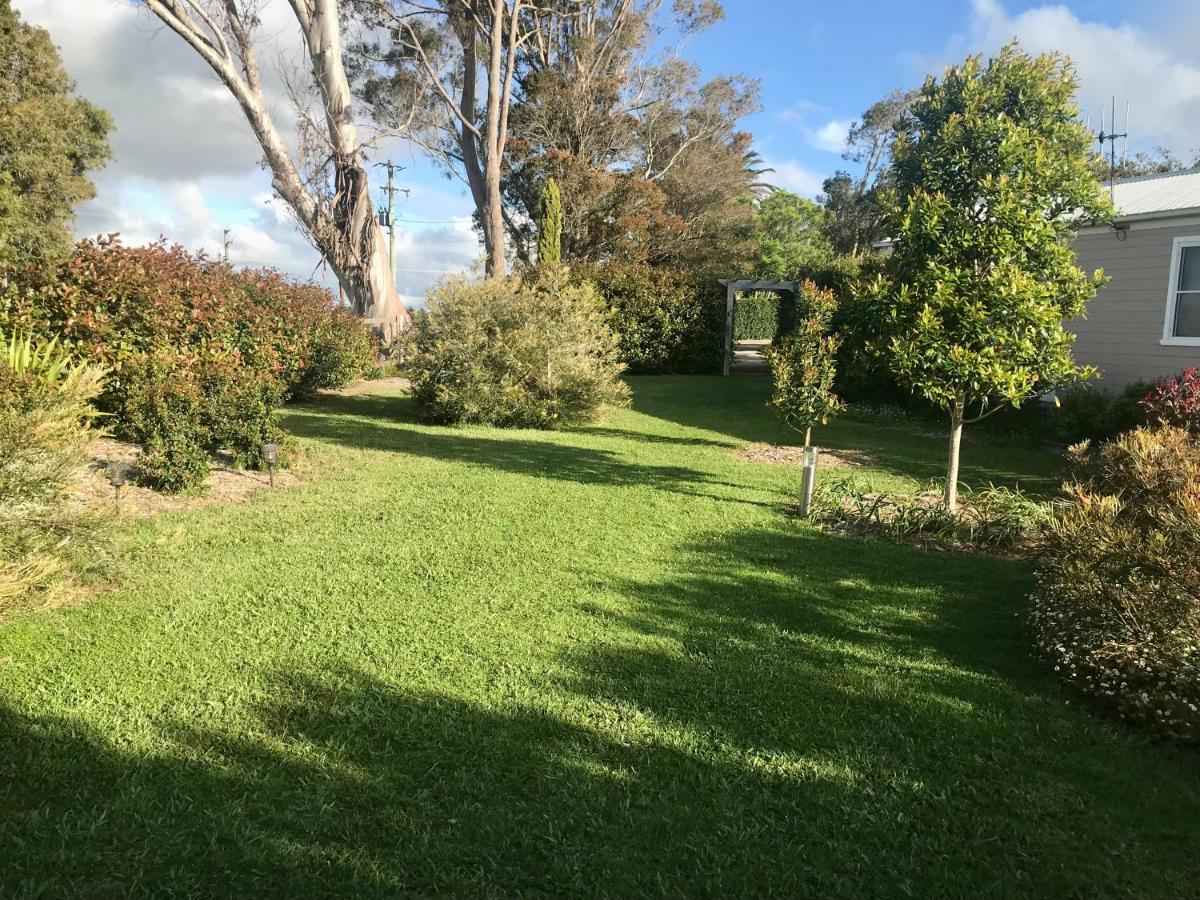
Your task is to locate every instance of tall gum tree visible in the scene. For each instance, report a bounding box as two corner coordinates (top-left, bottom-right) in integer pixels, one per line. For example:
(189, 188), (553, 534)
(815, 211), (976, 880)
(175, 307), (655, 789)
(142, 0), (408, 336)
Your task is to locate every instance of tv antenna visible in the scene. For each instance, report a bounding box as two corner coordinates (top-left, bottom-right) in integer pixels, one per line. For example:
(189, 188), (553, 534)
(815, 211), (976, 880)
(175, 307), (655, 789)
(1097, 96), (1130, 203)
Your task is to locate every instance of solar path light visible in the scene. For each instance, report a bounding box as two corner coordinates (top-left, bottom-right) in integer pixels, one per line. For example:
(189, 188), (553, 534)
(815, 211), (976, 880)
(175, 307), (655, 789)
(262, 443), (280, 488)
(107, 460), (128, 512)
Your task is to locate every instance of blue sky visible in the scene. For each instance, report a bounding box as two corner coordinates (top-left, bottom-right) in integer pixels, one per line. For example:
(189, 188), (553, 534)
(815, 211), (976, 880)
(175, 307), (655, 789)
(20, 0), (1200, 303)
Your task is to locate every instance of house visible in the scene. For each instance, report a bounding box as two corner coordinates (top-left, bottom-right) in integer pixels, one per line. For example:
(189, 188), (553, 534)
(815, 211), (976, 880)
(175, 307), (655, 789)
(1072, 169), (1200, 391)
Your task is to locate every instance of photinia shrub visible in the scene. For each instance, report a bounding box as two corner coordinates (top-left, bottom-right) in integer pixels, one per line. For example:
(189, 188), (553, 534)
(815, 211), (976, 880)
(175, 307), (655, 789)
(0, 237), (371, 489)
(1142, 367), (1200, 434)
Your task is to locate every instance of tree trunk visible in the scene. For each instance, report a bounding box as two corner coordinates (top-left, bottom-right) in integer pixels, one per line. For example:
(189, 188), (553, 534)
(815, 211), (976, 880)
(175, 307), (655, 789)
(482, 0), (507, 278)
(302, 0), (407, 335)
(804, 426), (812, 450)
(144, 0), (408, 338)
(945, 399), (964, 512)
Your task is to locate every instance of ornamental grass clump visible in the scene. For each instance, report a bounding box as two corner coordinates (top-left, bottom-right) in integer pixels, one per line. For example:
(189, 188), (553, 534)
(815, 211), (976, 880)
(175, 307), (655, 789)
(406, 268), (630, 429)
(0, 333), (107, 606)
(1030, 426), (1200, 741)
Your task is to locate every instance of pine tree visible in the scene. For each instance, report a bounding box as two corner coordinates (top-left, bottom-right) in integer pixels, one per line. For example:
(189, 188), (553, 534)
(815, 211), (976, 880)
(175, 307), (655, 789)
(536, 178), (563, 266)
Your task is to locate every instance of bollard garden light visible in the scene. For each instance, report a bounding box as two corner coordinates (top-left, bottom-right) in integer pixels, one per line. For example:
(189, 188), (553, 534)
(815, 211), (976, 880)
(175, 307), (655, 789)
(107, 461), (128, 512)
(262, 443), (280, 488)
(799, 445), (819, 519)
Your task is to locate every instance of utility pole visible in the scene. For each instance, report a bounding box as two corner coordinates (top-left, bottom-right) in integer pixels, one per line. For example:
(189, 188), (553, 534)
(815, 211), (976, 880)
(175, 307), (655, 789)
(376, 161), (408, 287)
(222, 227), (231, 263)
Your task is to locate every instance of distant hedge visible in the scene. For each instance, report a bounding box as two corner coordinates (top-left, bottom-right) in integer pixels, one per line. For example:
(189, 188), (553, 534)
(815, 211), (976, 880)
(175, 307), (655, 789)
(733, 293), (779, 342)
(578, 261), (724, 375)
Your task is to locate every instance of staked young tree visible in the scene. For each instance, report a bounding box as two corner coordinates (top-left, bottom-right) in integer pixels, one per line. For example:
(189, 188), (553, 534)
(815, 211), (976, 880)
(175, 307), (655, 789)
(765, 280), (843, 451)
(867, 42), (1112, 511)
(141, 0), (408, 335)
(0, 1), (111, 268)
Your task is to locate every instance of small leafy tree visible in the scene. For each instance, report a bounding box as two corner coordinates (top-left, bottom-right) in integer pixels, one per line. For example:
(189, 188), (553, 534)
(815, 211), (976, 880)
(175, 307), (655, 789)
(765, 281), (843, 449)
(537, 178), (563, 266)
(867, 42), (1111, 509)
(0, 0), (111, 267)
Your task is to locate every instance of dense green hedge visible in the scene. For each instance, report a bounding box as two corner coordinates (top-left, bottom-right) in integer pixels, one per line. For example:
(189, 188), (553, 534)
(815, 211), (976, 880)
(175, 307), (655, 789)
(733, 293), (780, 341)
(578, 261), (724, 375)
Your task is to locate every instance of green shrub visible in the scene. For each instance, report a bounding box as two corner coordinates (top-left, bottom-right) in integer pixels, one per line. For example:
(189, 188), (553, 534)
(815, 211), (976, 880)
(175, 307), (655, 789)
(406, 268), (630, 428)
(733, 293), (780, 341)
(0, 238), (366, 488)
(0, 333), (107, 604)
(1053, 381), (1151, 443)
(1031, 427), (1200, 741)
(579, 261), (724, 374)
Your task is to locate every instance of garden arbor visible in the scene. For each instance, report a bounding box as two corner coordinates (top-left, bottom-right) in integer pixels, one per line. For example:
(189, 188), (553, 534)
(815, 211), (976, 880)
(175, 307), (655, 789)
(719, 279), (800, 375)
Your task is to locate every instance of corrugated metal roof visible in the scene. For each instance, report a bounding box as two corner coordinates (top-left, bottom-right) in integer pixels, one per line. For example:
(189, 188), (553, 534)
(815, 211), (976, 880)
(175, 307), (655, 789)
(1110, 168), (1200, 217)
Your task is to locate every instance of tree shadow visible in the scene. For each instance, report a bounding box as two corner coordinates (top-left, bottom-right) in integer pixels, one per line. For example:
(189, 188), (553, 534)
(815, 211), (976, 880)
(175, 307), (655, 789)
(625, 376), (1063, 494)
(281, 394), (773, 506)
(3, 524), (1199, 895)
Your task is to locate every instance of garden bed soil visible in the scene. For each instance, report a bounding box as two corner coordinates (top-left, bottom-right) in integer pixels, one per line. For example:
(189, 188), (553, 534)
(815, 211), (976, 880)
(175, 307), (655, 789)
(73, 438), (301, 518)
(735, 443), (874, 468)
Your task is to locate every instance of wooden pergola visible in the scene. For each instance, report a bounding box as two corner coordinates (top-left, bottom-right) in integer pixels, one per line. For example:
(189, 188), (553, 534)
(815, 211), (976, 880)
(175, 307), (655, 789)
(718, 279), (800, 376)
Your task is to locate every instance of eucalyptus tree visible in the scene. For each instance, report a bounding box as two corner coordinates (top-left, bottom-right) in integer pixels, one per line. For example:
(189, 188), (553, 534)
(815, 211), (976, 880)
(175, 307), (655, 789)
(141, 1), (407, 334)
(352, 0), (759, 276)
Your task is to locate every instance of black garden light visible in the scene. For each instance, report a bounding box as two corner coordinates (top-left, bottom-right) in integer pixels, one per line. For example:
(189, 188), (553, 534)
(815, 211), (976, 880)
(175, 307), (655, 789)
(262, 443), (280, 488)
(107, 460), (128, 511)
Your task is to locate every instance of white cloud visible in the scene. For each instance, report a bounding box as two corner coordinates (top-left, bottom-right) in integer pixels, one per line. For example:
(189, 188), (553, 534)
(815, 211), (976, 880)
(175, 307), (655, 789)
(16, 0), (480, 305)
(924, 0), (1200, 157)
(811, 119), (851, 154)
(762, 160), (826, 198)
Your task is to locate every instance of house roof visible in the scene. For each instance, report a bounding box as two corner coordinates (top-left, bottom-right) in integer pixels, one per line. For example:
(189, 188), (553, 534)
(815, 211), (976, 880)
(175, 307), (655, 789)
(1110, 168), (1200, 218)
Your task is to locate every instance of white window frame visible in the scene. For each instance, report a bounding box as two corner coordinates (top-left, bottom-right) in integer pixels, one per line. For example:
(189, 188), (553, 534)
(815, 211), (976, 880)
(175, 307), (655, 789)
(1162, 235), (1200, 346)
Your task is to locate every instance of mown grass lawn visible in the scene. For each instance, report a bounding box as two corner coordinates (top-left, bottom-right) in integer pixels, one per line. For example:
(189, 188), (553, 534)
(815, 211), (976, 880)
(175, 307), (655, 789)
(2, 376), (1198, 897)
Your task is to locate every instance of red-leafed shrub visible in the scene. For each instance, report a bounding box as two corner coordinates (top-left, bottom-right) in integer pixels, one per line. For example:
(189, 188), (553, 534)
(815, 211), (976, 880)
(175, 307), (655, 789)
(1142, 367), (1200, 434)
(0, 237), (374, 491)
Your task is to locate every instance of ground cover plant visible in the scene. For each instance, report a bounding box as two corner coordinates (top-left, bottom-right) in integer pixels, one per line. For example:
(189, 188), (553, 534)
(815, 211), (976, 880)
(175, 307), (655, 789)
(0, 333), (107, 605)
(1, 375), (1198, 897)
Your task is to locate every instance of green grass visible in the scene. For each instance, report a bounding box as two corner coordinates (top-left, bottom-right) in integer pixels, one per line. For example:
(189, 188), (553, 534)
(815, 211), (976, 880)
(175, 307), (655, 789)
(2, 375), (1197, 897)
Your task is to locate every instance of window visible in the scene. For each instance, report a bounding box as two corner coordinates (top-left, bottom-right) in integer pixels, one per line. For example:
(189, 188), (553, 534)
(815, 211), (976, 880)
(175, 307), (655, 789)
(1164, 237), (1200, 345)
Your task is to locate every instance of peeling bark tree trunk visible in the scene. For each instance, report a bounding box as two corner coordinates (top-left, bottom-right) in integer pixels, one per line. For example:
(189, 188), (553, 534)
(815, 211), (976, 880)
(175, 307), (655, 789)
(143, 0), (408, 337)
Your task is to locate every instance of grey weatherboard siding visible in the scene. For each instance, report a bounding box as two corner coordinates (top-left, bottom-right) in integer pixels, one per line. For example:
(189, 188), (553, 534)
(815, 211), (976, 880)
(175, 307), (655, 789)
(1071, 221), (1200, 392)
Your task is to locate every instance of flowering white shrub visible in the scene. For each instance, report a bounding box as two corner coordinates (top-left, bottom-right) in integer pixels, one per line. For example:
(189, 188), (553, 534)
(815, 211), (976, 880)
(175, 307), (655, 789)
(1030, 427), (1200, 741)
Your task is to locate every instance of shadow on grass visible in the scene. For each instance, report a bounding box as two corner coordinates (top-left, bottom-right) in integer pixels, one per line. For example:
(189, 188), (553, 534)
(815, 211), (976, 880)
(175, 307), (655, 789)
(281, 394), (772, 506)
(4, 524), (1198, 896)
(625, 376), (1063, 495)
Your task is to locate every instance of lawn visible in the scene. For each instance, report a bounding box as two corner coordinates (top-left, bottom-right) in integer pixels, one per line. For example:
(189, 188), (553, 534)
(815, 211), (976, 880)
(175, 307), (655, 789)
(2, 376), (1198, 897)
